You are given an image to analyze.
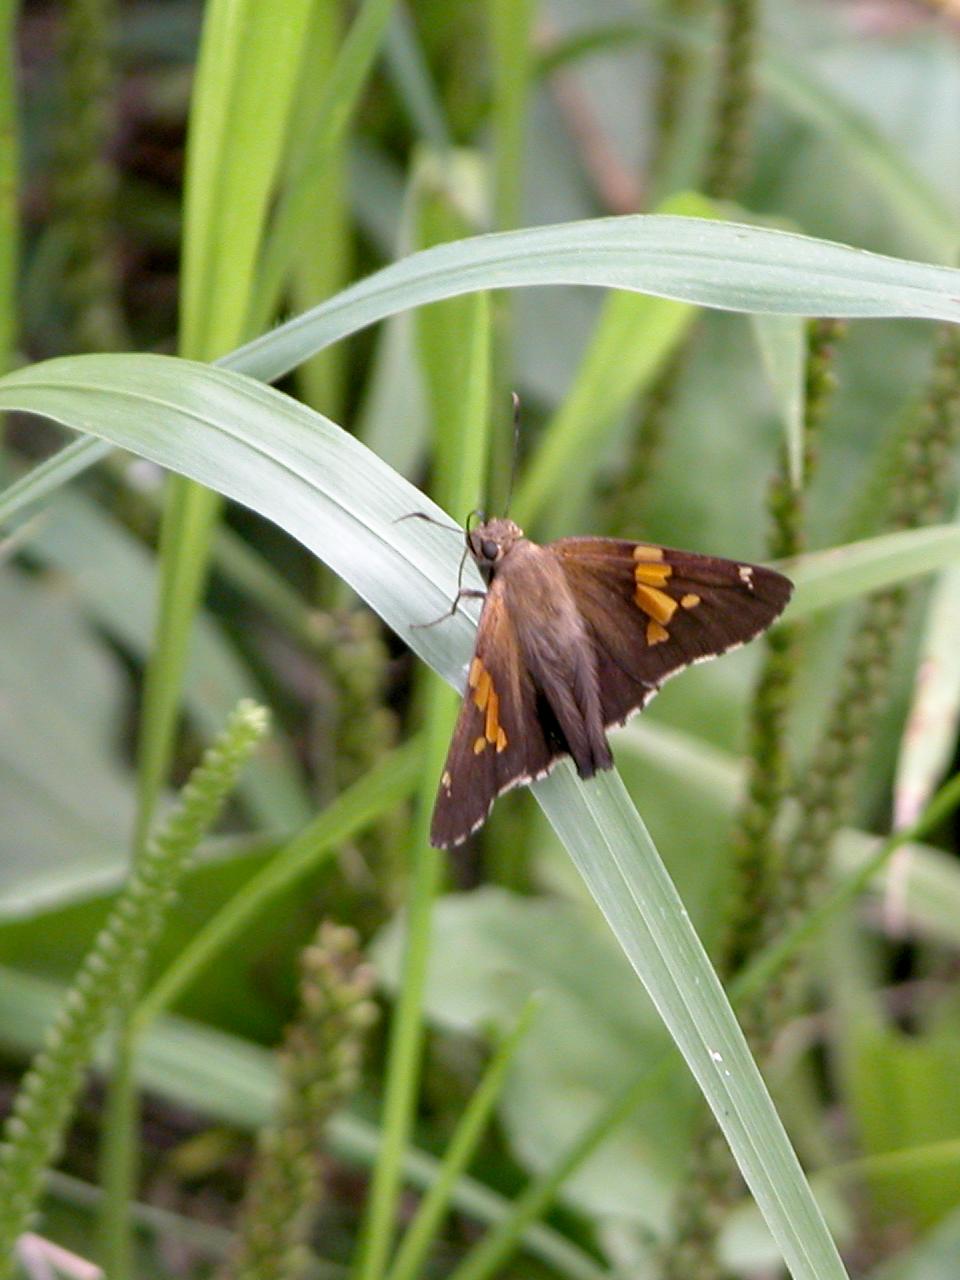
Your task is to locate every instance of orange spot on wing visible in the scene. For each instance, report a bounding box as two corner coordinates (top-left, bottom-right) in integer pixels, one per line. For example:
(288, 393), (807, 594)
(632, 544), (664, 561)
(634, 584), (678, 625)
(634, 561), (672, 587)
(647, 619), (670, 646)
(472, 666), (492, 711)
(681, 593), (701, 609)
(468, 657), (508, 751)
(485, 688), (500, 744)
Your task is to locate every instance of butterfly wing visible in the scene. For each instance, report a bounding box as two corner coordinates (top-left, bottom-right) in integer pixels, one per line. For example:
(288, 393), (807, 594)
(552, 537), (793, 729)
(430, 579), (563, 848)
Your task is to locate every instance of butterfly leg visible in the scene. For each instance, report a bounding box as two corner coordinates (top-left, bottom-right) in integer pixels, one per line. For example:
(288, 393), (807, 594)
(394, 510), (462, 534)
(412, 588), (486, 630)
(412, 524), (487, 629)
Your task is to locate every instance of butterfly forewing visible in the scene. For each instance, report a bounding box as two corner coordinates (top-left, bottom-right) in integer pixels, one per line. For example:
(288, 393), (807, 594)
(430, 580), (560, 848)
(552, 538), (793, 729)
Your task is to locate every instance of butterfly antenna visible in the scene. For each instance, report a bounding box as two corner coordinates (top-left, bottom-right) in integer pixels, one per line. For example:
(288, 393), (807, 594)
(503, 392), (521, 518)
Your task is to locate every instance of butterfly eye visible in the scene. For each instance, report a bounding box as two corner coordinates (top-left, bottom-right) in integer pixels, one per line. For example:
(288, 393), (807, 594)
(481, 539), (499, 562)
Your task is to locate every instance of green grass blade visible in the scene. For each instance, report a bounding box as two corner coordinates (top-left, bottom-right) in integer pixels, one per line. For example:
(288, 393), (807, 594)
(251, 0), (398, 328)
(0, 438), (111, 525)
(138, 0), (317, 863)
(384, 5), (450, 151)
(0, 355), (479, 687)
(0, 968), (605, 1280)
(488, 0), (534, 232)
(788, 524), (960, 618)
(448, 1056), (676, 1280)
(286, 0), (352, 421)
(513, 191), (712, 531)
(132, 742), (422, 1032)
(354, 680), (452, 1280)
(180, 0), (314, 359)
(0, 703), (268, 1274)
(0, 0), (18, 399)
(230, 215), (960, 386)
(134, 0), (316, 905)
(111, 4), (316, 1239)
(0, 353), (848, 1280)
(386, 1000), (540, 1280)
(417, 201), (492, 516)
(538, 765), (847, 1280)
(133, 482), (222, 846)
(355, 291), (492, 1280)
(10, 217), (960, 517)
(750, 314), (807, 489)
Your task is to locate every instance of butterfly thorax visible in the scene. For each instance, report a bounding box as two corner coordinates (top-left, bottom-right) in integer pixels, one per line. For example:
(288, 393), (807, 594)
(480, 533), (613, 782)
(468, 522), (598, 673)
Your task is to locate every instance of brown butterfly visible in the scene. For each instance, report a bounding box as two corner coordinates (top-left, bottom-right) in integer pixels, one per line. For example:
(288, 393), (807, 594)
(429, 518), (793, 848)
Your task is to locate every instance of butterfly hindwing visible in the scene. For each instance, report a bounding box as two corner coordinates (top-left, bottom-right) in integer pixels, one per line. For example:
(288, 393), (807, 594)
(551, 537), (793, 729)
(430, 580), (561, 848)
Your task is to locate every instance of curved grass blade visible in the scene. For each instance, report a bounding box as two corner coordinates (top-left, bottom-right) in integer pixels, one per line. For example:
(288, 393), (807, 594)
(0, 353), (848, 1280)
(0, 438), (112, 526)
(9, 216), (960, 518)
(787, 524), (960, 618)
(229, 214), (960, 385)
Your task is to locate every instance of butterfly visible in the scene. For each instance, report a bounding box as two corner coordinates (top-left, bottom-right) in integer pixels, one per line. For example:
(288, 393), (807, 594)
(429, 518), (793, 848)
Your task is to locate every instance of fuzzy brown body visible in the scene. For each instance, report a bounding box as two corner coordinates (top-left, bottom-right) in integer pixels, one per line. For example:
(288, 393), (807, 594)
(489, 536), (612, 780)
(429, 518), (792, 848)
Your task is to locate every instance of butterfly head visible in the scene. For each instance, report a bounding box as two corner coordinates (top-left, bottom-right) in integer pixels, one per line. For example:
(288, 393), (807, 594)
(467, 517), (524, 584)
